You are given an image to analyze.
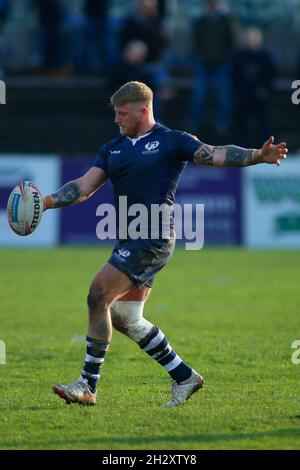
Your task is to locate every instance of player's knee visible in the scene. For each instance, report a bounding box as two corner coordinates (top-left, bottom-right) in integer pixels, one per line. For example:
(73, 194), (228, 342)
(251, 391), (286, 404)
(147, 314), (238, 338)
(110, 301), (153, 342)
(110, 305), (129, 335)
(87, 284), (110, 313)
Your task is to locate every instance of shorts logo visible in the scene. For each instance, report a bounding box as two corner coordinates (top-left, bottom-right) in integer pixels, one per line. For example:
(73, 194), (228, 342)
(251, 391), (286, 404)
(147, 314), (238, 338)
(145, 141), (159, 151)
(117, 248), (131, 258)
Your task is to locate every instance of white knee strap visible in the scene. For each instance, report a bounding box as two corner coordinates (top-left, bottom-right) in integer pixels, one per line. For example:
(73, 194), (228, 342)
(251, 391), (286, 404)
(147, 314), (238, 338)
(110, 301), (153, 342)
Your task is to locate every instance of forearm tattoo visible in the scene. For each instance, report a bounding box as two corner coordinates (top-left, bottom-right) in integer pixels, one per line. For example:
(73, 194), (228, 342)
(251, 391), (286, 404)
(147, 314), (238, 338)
(51, 182), (82, 208)
(194, 144), (255, 167)
(222, 146), (255, 167)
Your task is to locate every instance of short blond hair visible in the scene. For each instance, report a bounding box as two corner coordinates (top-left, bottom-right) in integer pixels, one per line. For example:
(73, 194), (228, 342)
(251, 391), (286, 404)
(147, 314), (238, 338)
(110, 81), (153, 107)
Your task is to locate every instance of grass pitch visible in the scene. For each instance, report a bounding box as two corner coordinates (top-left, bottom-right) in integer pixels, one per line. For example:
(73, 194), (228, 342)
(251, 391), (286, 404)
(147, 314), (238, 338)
(0, 246), (299, 450)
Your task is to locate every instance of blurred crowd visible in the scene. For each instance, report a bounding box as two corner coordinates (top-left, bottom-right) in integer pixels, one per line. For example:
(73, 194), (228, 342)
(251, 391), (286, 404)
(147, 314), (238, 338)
(0, 0), (300, 147)
(0, 1), (174, 74)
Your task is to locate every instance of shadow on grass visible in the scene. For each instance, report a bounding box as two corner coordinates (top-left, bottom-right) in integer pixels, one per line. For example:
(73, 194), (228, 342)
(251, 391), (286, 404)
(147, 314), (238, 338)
(27, 428), (300, 448)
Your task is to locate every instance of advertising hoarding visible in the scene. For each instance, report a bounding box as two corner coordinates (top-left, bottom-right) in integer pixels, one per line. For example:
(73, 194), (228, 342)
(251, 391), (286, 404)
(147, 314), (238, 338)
(0, 156), (60, 247)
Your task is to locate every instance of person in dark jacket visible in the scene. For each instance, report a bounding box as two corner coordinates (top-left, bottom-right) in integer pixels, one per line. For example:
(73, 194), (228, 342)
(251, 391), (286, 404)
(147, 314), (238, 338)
(233, 27), (275, 147)
(113, 0), (171, 116)
(0, 0), (7, 26)
(36, 0), (64, 68)
(84, 0), (110, 71)
(120, 0), (168, 64)
(189, 0), (237, 135)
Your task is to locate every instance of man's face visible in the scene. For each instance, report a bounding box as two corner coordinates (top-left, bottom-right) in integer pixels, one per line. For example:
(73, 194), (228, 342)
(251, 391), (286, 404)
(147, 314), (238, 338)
(138, 0), (158, 17)
(114, 102), (146, 138)
(207, 0), (220, 11)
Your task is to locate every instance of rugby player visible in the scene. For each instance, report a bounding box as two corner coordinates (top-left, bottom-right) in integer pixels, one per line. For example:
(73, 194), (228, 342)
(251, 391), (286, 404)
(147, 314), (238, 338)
(43, 81), (288, 406)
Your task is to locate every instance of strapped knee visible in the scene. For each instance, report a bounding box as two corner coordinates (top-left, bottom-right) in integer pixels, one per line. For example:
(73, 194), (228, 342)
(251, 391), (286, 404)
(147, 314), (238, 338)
(110, 301), (153, 342)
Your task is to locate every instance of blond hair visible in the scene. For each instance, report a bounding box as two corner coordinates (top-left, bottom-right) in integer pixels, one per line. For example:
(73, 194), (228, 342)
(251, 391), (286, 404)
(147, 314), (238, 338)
(110, 81), (153, 107)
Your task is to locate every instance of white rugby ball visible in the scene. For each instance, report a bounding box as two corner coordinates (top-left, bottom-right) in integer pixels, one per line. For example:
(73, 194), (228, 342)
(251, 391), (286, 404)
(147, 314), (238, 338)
(7, 181), (44, 236)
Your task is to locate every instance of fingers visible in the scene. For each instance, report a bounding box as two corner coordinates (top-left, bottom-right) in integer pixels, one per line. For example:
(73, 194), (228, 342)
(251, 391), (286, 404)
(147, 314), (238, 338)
(276, 151), (287, 163)
(274, 142), (287, 150)
(277, 148), (288, 157)
(276, 141), (287, 147)
(276, 151), (288, 166)
(278, 147), (288, 158)
(266, 137), (288, 152)
(274, 140), (288, 159)
(262, 136), (288, 166)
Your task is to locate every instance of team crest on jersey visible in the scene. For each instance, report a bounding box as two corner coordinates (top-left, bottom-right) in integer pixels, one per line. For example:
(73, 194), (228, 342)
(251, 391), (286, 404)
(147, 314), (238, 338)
(117, 248), (131, 259)
(143, 141), (160, 154)
(145, 141), (159, 151)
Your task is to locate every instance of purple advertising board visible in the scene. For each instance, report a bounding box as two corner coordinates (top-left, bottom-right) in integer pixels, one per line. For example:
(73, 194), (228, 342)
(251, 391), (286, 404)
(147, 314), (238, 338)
(60, 158), (114, 244)
(61, 159), (242, 246)
(176, 163), (242, 245)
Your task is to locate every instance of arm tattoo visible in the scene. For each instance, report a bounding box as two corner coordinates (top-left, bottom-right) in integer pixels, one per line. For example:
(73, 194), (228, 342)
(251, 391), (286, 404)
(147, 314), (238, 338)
(51, 182), (82, 208)
(193, 144), (256, 168)
(193, 144), (215, 166)
(221, 146), (255, 167)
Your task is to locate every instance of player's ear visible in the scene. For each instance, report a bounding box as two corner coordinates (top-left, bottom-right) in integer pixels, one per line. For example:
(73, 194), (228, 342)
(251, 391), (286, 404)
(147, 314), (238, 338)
(140, 106), (149, 116)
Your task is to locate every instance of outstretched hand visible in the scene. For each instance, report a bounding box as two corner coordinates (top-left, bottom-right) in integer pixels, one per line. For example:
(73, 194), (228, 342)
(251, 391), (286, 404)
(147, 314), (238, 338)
(260, 136), (288, 166)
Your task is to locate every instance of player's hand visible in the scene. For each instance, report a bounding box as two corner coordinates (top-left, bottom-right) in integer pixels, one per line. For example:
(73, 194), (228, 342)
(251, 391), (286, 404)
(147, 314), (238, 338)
(259, 136), (288, 166)
(43, 197), (47, 212)
(43, 196), (53, 211)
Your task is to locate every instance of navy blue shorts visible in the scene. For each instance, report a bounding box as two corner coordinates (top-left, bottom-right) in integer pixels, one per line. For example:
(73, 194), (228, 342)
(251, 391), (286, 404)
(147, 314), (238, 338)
(108, 238), (176, 288)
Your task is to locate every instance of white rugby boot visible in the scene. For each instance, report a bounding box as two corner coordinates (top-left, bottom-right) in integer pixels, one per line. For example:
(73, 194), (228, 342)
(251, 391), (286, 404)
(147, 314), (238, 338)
(52, 378), (97, 406)
(161, 370), (204, 407)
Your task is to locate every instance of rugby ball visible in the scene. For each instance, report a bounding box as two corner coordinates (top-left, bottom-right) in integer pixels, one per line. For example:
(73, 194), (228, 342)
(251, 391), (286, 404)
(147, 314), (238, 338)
(7, 181), (44, 236)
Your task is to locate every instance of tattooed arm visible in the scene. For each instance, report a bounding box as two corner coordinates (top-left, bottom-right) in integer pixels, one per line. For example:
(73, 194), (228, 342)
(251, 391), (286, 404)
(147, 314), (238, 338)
(193, 136), (288, 168)
(43, 167), (107, 210)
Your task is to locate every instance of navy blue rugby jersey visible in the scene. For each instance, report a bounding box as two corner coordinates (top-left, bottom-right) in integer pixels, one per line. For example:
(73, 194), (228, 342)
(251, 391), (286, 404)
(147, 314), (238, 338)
(94, 123), (200, 238)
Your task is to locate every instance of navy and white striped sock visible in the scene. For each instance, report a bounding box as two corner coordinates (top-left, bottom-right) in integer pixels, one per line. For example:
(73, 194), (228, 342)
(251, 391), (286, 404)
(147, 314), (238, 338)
(81, 336), (110, 392)
(138, 326), (192, 383)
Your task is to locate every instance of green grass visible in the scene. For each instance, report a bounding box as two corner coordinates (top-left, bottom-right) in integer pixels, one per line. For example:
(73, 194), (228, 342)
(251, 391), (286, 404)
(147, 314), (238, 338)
(0, 246), (300, 450)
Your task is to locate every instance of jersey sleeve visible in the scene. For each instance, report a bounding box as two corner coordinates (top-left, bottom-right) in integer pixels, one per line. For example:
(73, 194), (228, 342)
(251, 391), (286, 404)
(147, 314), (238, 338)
(94, 143), (109, 173)
(174, 130), (201, 163)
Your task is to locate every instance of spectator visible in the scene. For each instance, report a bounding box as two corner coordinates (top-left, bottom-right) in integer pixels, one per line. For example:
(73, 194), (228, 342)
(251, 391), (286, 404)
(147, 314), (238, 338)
(0, 0), (7, 77)
(35, 0), (64, 68)
(157, 0), (166, 18)
(84, 0), (110, 72)
(233, 27), (275, 147)
(189, 0), (237, 136)
(0, 0), (7, 26)
(61, 0), (86, 73)
(113, 0), (172, 116)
